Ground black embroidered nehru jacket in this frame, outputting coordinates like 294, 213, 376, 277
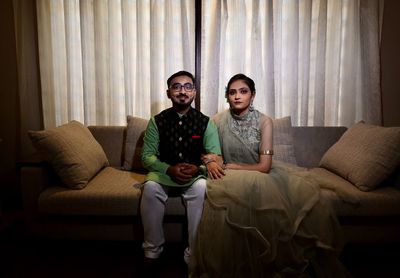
155, 107, 209, 166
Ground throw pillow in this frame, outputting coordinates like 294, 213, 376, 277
319, 122, 400, 191
123, 115, 149, 171
272, 116, 298, 165
28, 121, 109, 189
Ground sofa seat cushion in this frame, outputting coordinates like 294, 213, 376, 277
38, 167, 145, 216
38, 167, 187, 217
310, 168, 400, 217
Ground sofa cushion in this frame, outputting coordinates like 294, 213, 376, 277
310, 167, 400, 217
272, 116, 297, 165
319, 122, 400, 191
29, 121, 109, 189
123, 115, 149, 171
38, 167, 144, 215
38, 167, 185, 216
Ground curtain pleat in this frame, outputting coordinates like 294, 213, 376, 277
360, 0, 384, 125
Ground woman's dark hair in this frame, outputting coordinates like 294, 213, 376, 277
225, 73, 256, 98
167, 71, 195, 88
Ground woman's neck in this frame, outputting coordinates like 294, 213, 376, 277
231, 107, 249, 117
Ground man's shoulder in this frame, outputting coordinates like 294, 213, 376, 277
154, 108, 175, 121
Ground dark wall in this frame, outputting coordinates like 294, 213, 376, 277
381, 0, 400, 126
0, 0, 19, 206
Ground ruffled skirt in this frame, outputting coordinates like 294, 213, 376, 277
191, 163, 349, 278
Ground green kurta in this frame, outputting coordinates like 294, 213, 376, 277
141, 113, 221, 187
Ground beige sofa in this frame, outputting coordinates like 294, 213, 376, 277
21, 117, 400, 244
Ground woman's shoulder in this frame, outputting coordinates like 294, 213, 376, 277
212, 109, 230, 125
256, 111, 273, 126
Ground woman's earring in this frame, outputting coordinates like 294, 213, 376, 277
249, 101, 254, 112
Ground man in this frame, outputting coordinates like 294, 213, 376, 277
140, 71, 224, 267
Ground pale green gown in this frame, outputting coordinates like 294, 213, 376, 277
191, 110, 350, 278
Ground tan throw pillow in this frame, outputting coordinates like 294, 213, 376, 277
123, 115, 149, 172
28, 121, 109, 189
272, 116, 297, 165
319, 122, 400, 191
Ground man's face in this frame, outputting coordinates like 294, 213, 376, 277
167, 75, 196, 109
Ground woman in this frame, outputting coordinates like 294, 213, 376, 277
192, 74, 348, 277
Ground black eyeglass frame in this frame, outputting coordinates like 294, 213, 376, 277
169, 83, 195, 92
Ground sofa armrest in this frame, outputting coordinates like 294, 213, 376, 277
20, 163, 56, 220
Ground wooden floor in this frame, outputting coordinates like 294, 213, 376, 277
1, 215, 399, 278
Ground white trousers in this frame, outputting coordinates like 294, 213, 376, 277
140, 179, 206, 261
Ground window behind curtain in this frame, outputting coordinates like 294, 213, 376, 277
200, 0, 384, 127
36, 0, 383, 128
36, 0, 195, 128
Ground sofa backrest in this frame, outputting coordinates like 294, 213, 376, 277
88, 123, 348, 170
88, 126, 126, 168
292, 126, 347, 168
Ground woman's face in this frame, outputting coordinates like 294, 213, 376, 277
227, 80, 254, 116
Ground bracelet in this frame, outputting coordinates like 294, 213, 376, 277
203, 158, 215, 165
260, 149, 274, 155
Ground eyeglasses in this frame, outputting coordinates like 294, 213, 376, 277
170, 83, 195, 92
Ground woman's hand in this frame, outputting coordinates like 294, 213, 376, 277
206, 161, 225, 179
201, 153, 225, 179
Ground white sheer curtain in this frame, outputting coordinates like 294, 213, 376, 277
36, 0, 195, 128
200, 0, 384, 126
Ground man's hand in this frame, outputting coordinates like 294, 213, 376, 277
167, 163, 198, 184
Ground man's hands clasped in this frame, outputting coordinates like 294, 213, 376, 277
167, 154, 225, 184
167, 163, 199, 184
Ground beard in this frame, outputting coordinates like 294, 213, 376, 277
171, 93, 194, 110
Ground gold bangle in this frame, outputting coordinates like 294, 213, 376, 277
260, 149, 274, 155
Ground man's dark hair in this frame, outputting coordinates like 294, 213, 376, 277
225, 73, 256, 98
167, 71, 195, 88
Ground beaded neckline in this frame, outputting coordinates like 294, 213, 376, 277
228, 109, 260, 144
